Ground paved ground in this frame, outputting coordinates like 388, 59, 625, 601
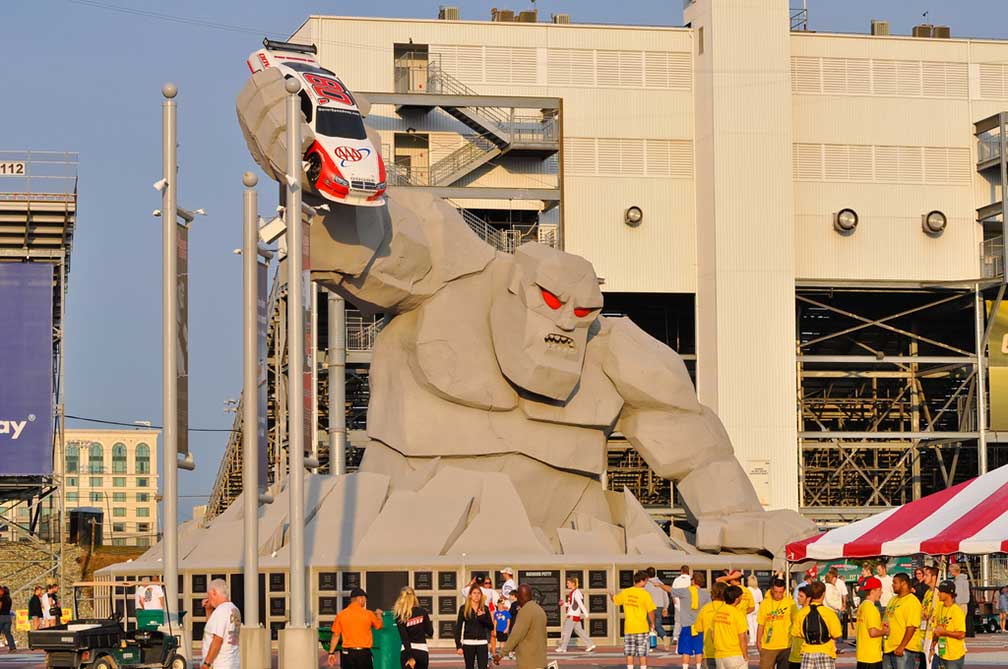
5, 636, 1008, 669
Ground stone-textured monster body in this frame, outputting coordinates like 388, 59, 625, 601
237, 67, 814, 556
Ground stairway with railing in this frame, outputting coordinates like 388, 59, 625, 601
429, 135, 502, 186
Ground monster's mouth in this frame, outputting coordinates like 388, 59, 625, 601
544, 333, 575, 350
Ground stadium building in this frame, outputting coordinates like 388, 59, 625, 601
208, 0, 1008, 535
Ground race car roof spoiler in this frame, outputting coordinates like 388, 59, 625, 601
263, 38, 318, 55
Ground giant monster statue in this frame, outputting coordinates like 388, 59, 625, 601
237, 68, 814, 558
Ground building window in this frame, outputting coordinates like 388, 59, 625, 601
137, 478, 148, 488
113, 508, 126, 518
67, 477, 77, 487
698, 26, 704, 55
137, 493, 149, 502
66, 492, 78, 502
90, 477, 103, 487
137, 507, 150, 518
112, 538, 126, 546
113, 492, 126, 502
90, 492, 103, 502
138, 522, 150, 533
113, 523, 125, 533
113, 477, 125, 487
136, 443, 150, 474
112, 443, 127, 473
88, 442, 104, 473
66, 444, 79, 473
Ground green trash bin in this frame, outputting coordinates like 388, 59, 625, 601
136, 609, 165, 631
371, 610, 401, 669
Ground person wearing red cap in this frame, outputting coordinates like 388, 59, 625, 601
855, 577, 888, 669
794, 568, 818, 605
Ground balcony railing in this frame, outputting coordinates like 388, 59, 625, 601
978, 131, 1003, 164
429, 135, 500, 185
983, 236, 1004, 279
347, 315, 383, 351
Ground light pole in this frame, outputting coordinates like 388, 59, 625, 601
278, 75, 316, 667
328, 288, 346, 475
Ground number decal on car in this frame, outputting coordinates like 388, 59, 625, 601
302, 73, 356, 106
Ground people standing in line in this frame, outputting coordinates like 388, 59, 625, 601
705, 585, 748, 669
876, 565, 895, 610
671, 571, 711, 669
717, 571, 754, 617
202, 579, 241, 669
823, 572, 845, 643
948, 564, 972, 637
0, 585, 15, 653
930, 581, 967, 669
855, 577, 887, 669
28, 586, 43, 630
998, 585, 1008, 633
791, 581, 842, 669
455, 584, 495, 669
882, 573, 922, 669
329, 587, 384, 669
672, 566, 693, 644
496, 584, 547, 669
756, 577, 796, 669
826, 569, 849, 642
794, 568, 818, 605
747, 575, 765, 646
462, 574, 498, 614
911, 569, 928, 603
788, 586, 810, 669
858, 565, 874, 593
499, 568, 517, 599
494, 597, 511, 644
41, 584, 60, 628
394, 586, 433, 669
610, 570, 658, 669
557, 575, 595, 653
697, 581, 727, 669
645, 567, 671, 650
915, 566, 940, 669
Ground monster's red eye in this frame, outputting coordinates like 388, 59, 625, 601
540, 288, 562, 310
573, 307, 593, 318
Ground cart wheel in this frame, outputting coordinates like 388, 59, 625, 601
91, 657, 115, 669
168, 653, 187, 669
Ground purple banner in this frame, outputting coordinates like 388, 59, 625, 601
257, 259, 269, 490
0, 263, 54, 475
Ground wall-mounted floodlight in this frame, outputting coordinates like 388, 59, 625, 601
259, 215, 286, 244
923, 210, 947, 236
625, 206, 643, 227
834, 208, 859, 234
152, 178, 168, 193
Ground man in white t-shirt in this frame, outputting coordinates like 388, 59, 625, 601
670, 566, 692, 643
202, 579, 241, 669
135, 577, 166, 613
500, 568, 517, 598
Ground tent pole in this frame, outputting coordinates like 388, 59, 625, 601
974, 285, 991, 587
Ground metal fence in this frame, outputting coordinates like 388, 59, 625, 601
0, 150, 78, 200
982, 236, 1004, 279
978, 130, 1002, 164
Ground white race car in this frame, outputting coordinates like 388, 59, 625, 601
247, 39, 386, 207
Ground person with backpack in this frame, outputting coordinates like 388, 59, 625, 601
791, 581, 841, 669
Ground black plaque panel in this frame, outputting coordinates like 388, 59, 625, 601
755, 570, 773, 591
618, 570, 634, 589
588, 570, 607, 590
270, 621, 284, 640
269, 573, 285, 592
319, 572, 339, 591
438, 596, 457, 615
418, 595, 434, 612
414, 571, 433, 591
519, 570, 561, 626
192, 622, 205, 642
192, 574, 207, 593
588, 594, 608, 614
438, 620, 455, 639
656, 570, 678, 585
366, 571, 409, 610
343, 572, 361, 591
270, 597, 286, 616
565, 570, 585, 590
319, 596, 339, 615
192, 599, 206, 617
438, 571, 457, 591
589, 618, 608, 637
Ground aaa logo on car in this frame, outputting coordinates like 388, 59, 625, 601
333, 146, 371, 166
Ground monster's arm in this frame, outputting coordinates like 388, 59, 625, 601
237, 67, 494, 313
601, 316, 814, 554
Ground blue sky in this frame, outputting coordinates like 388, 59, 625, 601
3, 0, 1007, 523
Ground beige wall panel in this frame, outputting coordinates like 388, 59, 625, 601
794, 182, 979, 281
793, 97, 972, 147
563, 178, 695, 294
792, 33, 971, 61
459, 161, 559, 189
559, 89, 691, 138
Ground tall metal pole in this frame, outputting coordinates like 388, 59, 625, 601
974, 284, 991, 586
242, 172, 260, 623
160, 82, 182, 656
284, 76, 307, 629
327, 289, 346, 475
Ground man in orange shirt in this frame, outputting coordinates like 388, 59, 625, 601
329, 587, 384, 669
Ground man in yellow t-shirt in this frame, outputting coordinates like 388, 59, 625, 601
791, 581, 841, 669
709, 586, 748, 669
611, 570, 657, 669
696, 582, 727, 669
855, 577, 887, 669
931, 581, 966, 669
756, 577, 796, 669
883, 573, 922, 669
717, 571, 755, 616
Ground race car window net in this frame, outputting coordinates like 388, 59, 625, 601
316, 108, 367, 140
283, 61, 332, 76
300, 92, 313, 123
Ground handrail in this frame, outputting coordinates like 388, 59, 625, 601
982, 236, 1004, 280
429, 135, 500, 185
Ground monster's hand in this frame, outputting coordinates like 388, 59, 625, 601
695, 508, 816, 557
236, 66, 316, 188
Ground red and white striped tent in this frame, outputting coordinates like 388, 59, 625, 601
787, 464, 1008, 560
